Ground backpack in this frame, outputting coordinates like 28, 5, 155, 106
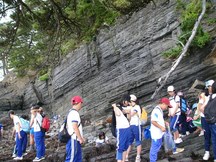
38, 115, 50, 132
204, 94, 216, 124
58, 118, 71, 143
111, 110, 117, 138
179, 97, 189, 113
140, 107, 148, 125
58, 109, 81, 143
19, 117, 30, 133
143, 126, 151, 140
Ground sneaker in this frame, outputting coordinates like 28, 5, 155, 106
186, 131, 190, 135
179, 134, 186, 138
41, 156, 45, 160
12, 154, 16, 158
33, 157, 42, 162
13, 156, 23, 160
199, 130, 204, 136
173, 148, 184, 154
23, 152, 28, 156
203, 151, 210, 160
125, 157, 129, 161
174, 138, 183, 144
135, 156, 141, 162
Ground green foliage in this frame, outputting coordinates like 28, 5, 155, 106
39, 73, 49, 81
162, 46, 183, 59
0, 0, 153, 78
163, 0, 212, 59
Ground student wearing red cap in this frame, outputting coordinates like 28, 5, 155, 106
65, 96, 85, 162
149, 98, 184, 162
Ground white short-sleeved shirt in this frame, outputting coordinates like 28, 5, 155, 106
150, 106, 165, 139
169, 95, 181, 115
13, 115, 23, 132
115, 107, 130, 129
33, 113, 43, 132
67, 109, 83, 140
130, 105, 141, 126
95, 136, 109, 144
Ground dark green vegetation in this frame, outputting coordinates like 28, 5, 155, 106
163, 0, 212, 59
0, 0, 154, 79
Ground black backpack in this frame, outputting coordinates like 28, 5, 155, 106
58, 118, 71, 143
204, 94, 216, 124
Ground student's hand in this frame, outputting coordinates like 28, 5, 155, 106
161, 127, 166, 132
79, 137, 85, 144
112, 104, 116, 108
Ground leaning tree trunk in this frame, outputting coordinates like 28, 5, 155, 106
30, 81, 45, 105
151, 0, 207, 99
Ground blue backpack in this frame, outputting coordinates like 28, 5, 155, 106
20, 117, 30, 133
180, 97, 189, 113
143, 126, 151, 140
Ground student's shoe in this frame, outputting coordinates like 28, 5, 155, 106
199, 130, 204, 136
173, 148, 184, 154
41, 156, 45, 160
135, 157, 141, 162
12, 154, 16, 158
13, 156, 23, 160
179, 134, 186, 138
33, 157, 42, 162
23, 152, 28, 156
186, 131, 190, 135
203, 151, 210, 160
125, 157, 129, 161
174, 138, 183, 144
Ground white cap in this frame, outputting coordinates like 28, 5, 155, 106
130, 94, 137, 102
205, 80, 215, 87
167, 85, 175, 92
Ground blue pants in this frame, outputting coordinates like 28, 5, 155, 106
128, 125, 142, 146
22, 132, 27, 153
170, 115, 180, 132
15, 130, 26, 157
201, 117, 211, 151
149, 138, 163, 162
65, 138, 82, 162
116, 127, 130, 160
34, 131, 45, 158
209, 123, 216, 160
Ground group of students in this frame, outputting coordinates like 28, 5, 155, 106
4, 79, 216, 162
150, 80, 216, 162
8, 105, 46, 161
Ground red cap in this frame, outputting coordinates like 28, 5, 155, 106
71, 96, 83, 105
160, 98, 172, 108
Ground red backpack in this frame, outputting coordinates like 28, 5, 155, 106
41, 116, 50, 132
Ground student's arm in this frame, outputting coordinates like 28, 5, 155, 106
72, 122, 85, 144
112, 104, 121, 116
17, 122, 21, 139
152, 121, 166, 132
30, 114, 35, 127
